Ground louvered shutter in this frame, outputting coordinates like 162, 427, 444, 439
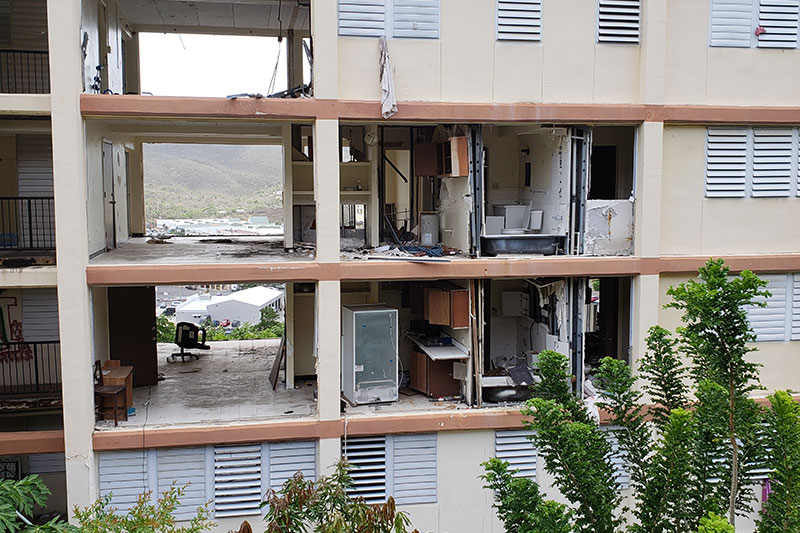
22, 289, 58, 342
393, 434, 437, 504
706, 128, 748, 198
338, 0, 386, 37
16, 134, 54, 248
27, 453, 64, 474
597, 0, 640, 44
792, 273, 800, 340
393, 0, 440, 39
758, 0, 800, 49
10, 0, 47, 50
0, 1, 10, 46
752, 129, 793, 197
342, 436, 387, 504
710, 0, 756, 47
495, 430, 537, 480
603, 429, 630, 489
747, 274, 787, 342
497, 0, 542, 41
157, 448, 206, 521
269, 440, 316, 490
213, 444, 262, 517
99, 451, 150, 513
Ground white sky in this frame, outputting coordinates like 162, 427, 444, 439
139, 33, 297, 97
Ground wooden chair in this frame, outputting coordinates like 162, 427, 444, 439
94, 360, 127, 426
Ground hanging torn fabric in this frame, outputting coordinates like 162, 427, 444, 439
379, 37, 398, 119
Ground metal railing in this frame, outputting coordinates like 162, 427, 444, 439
0, 341, 61, 396
0, 50, 50, 94
0, 197, 55, 250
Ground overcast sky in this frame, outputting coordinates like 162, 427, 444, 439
139, 33, 300, 97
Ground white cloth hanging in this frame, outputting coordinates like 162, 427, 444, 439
379, 37, 398, 119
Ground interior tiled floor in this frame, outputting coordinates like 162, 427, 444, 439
96, 339, 316, 430
344, 388, 470, 418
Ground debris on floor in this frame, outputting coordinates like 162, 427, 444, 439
342, 244, 462, 262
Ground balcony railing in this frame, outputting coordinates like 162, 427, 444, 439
0, 341, 61, 396
0, 50, 50, 94
0, 197, 55, 251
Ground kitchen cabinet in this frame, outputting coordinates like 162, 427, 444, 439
410, 351, 461, 398
414, 136, 469, 178
424, 284, 469, 329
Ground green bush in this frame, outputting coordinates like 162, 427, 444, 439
156, 314, 175, 343
697, 512, 734, 533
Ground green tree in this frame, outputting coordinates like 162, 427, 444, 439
72, 484, 214, 533
156, 314, 175, 343
0, 476, 73, 533
667, 258, 768, 525
480, 458, 571, 533
757, 390, 800, 533
638, 325, 689, 427
262, 460, 417, 533
697, 512, 734, 533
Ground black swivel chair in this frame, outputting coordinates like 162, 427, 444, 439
169, 322, 210, 362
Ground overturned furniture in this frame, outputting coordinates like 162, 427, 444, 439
169, 322, 210, 362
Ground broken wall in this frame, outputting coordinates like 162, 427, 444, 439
583, 199, 634, 256
437, 177, 471, 253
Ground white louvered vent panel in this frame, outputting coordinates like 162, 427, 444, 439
28, 453, 65, 474
157, 448, 206, 521
758, 0, 800, 49
343, 436, 387, 504
597, 0, 640, 44
752, 129, 793, 197
497, 0, 542, 41
213, 444, 262, 518
22, 289, 59, 342
604, 429, 630, 489
269, 441, 316, 491
495, 430, 537, 481
393, 0, 440, 39
706, 128, 748, 198
710, 0, 756, 47
393, 434, 437, 505
792, 274, 800, 340
99, 451, 149, 513
338, 0, 386, 37
747, 274, 787, 342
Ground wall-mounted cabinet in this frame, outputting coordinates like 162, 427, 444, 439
423, 283, 469, 329
414, 137, 469, 178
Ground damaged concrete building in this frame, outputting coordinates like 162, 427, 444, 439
2, 0, 800, 531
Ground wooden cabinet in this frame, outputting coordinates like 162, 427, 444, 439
414, 136, 469, 178
424, 285, 469, 329
410, 351, 461, 398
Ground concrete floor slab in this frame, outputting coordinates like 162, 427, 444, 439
90, 237, 315, 266
96, 339, 316, 430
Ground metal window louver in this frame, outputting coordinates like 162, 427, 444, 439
597, 0, 640, 44
495, 430, 537, 481
706, 128, 748, 198
213, 444, 263, 518
497, 0, 542, 41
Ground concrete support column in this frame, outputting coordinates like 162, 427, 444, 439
287, 30, 304, 89
317, 437, 341, 477
313, 119, 340, 262
630, 274, 661, 373
47, 0, 97, 516
311, 0, 338, 99
634, 122, 664, 258
639, 0, 667, 104
128, 141, 145, 237
367, 125, 380, 247
285, 282, 295, 390
316, 280, 341, 421
282, 124, 294, 249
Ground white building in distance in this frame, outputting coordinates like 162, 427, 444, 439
175, 286, 284, 325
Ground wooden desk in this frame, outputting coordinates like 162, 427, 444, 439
102, 365, 133, 409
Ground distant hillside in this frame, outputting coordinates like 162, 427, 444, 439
143, 143, 285, 225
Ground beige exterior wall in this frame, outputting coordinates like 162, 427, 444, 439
661, 126, 800, 256
337, 0, 640, 104
658, 274, 800, 395
665, 0, 800, 106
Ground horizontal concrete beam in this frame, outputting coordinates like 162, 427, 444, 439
85, 255, 800, 286
81, 94, 800, 125
0, 266, 58, 288
0, 430, 64, 455
0, 94, 51, 116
